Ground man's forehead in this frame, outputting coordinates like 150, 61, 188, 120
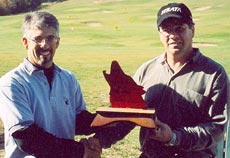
26, 25, 57, 37
159, 18, 184, 28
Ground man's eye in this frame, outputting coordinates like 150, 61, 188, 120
175, 27, 186, 33
47, 36, 54, 40
167, 29, 172, 32
162, 28, 170, 32
34, 37, 43, 43
47, 36, 56, 42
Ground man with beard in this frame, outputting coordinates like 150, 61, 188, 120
0, 12, 101, 158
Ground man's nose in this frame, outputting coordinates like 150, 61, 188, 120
39, 39, 50, 48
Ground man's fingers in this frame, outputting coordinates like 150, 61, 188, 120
88, 137, 102, 153
81, 138, 102, 158
154, 117, 163, 126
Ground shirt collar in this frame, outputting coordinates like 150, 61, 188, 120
189, 48, 201, 64
157, 53, 167, 64
156, 48, 201, 65
23, 58, 39, 75
22, 58, 61, 75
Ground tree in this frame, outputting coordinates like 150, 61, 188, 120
0, 0, 42, 15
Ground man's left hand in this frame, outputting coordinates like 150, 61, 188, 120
149, 118, 173, 143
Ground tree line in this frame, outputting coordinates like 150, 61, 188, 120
0, 0, 64, 16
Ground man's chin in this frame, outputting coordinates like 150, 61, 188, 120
37, 60, 53, 68
168, 48, 181, 54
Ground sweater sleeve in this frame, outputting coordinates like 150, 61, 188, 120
12, 124, 85, 158
94, 121, 136, 148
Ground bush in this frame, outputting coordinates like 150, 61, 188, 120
0, 0, 42, 15
0, 0, 10, 15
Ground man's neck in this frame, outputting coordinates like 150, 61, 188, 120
43, 64, 54, 88
166, 48, 194, 73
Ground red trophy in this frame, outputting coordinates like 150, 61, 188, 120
91, 60, 155, 128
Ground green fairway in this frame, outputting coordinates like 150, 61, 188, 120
0, 0, 229, 157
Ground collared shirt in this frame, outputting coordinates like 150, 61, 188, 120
0, 58, 86, 158
133, 48, 230, 157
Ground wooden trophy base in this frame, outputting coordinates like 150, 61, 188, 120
91, 107, 156, 128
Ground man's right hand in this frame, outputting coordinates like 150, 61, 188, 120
81, 137, 102, 158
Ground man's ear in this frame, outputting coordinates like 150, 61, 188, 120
22, 37, 29, 49
55, 37, 60, 49
191, 25, 195, 38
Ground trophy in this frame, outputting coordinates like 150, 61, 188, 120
91, 60, 155, 128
